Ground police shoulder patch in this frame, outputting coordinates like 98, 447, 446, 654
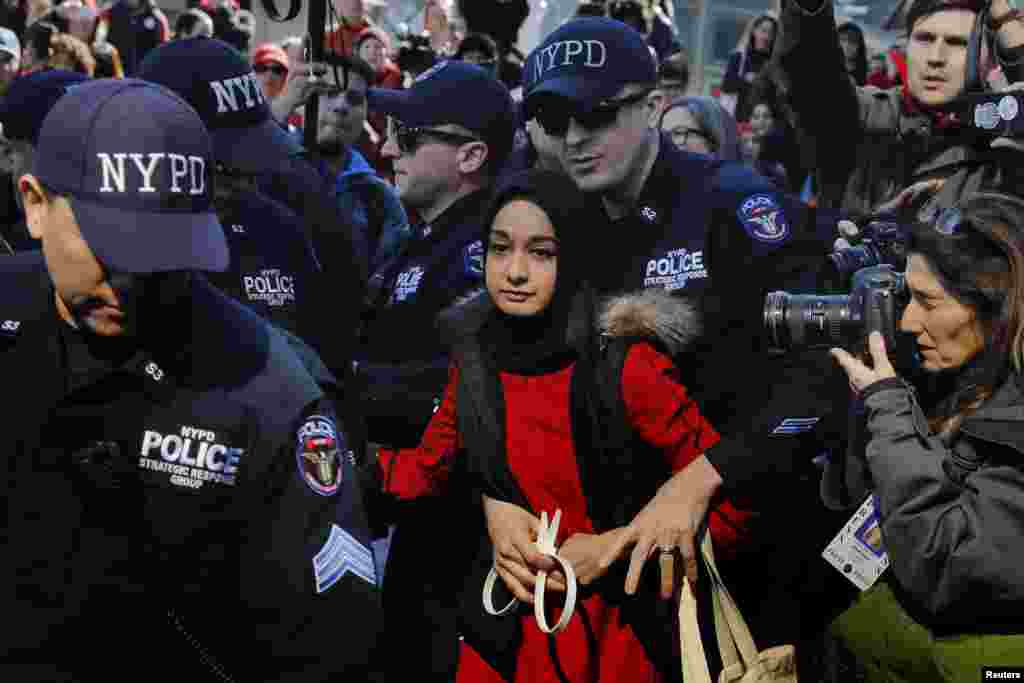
296, 415, 343, 497
464, 240, 484, 277
737, 193, 790, 244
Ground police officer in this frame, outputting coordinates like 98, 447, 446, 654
514, 17, 844, 677
361, 60, 516, 682
0, 79, 381, 681
134, 38, 340, 366
0, 69, 91, 253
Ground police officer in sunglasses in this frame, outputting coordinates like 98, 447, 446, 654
360, 60, 517, 683
514, 17, 845, 679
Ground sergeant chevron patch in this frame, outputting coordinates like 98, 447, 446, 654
314, 524, 376, 593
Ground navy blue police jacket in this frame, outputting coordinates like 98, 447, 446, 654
588, 134, 846, 497
0, 252, 382, 682
203, 188, 352, 378
357, 189, 489, 447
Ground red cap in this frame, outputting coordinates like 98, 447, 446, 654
252, 43, 290, 71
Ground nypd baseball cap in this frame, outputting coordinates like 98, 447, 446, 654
523, 17, 657, 116
136, 37, 301, 173
0, 70, 91, 145
368, 60, 516, 165
32, 79, 228, 274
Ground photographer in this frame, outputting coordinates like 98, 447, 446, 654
830, 193, 1024, 680
773, 0, 1024, 219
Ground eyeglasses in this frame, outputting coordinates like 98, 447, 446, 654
253, 63, 287, 77
534, 90, 652, 138
387, 118, 480, 155
319, 85, 367, 107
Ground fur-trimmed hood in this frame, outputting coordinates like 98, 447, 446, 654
438, 287, 700, 355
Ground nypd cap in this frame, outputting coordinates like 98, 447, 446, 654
32, 79, 228, 274
137, 37, 301, 173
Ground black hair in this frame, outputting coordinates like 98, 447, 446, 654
906, 193, 1024, 432
456, 32, 499, 62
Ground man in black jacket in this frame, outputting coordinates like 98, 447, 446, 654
1, 78, 381, 681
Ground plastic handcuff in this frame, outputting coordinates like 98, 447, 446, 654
482, 509, 578, 634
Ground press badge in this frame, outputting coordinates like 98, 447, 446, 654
822, 494, 889, 591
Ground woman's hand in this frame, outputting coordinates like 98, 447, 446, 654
599, 455, 722, 598
831, 331, 897, 394
482, 495, 562, 604
557, 529, 625, 587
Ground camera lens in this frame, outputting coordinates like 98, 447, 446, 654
764, 292, 862, 351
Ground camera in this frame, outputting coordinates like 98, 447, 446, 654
822, 218, 907, 292
764, 265, 907, 352
395, 31, 437, 78
950, 90, 1024, 139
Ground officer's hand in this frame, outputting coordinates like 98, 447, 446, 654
601, 455, 723, 598
482, 495, 561, 604
830, 331, 897, 394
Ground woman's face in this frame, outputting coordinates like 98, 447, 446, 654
900, 253, 987, 371
752, 20, 775, 52
749, 104, 775, 138
661, 106, 713, 155
358, 36, 386, 71
486, 199, 559, 318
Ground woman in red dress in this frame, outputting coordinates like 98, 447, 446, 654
378, 169, 752, 683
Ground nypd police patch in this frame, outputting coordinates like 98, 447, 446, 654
738, 193, 790, 244
296, 415, 343, 497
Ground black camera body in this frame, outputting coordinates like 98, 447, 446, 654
765, 264, 908, 354
822, 218, 907, 292
395, 31, 437, 78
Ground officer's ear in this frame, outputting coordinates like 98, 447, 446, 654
18, 174, 49, 240
457, 140, 489, 176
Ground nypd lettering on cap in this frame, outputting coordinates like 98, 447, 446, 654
296, 415, 343, 497
210, 73, 267, 114
532, 39, 607, 82
738, 193, 789, 244
98, 152, 206, 196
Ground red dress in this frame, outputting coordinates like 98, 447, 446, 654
380, 343, 750, 683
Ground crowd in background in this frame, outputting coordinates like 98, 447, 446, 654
3, 0, 1024, 682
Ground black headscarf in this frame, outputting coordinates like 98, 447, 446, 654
477, 169, 594, 375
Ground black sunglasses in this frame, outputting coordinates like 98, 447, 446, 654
534, 90, 651, 138
253, 63, 287, 77
388, 119, 480, 155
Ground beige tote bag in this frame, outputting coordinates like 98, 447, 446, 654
678, 532, 798, 683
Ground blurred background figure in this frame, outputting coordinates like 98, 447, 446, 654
94, 0, 168, 75
19, 20, 56, 75
719, 12, 776, 122
0, 27, 19, 94
866, 51, 896, 89
650, 49, 690, 125
173, 7, 213, 38
252, 41, 290, 100
454, 31, 499, 79
356, 27, 401, 89
325, 0, 372, 55
47, 30, 93, 74
837, 21, 869, 86
91, 40, 124, 77
659, 95, 743, 161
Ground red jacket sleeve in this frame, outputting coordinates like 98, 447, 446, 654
621, 342, 720, 470
377, 363, 461, 500
621, 343, 755, 557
